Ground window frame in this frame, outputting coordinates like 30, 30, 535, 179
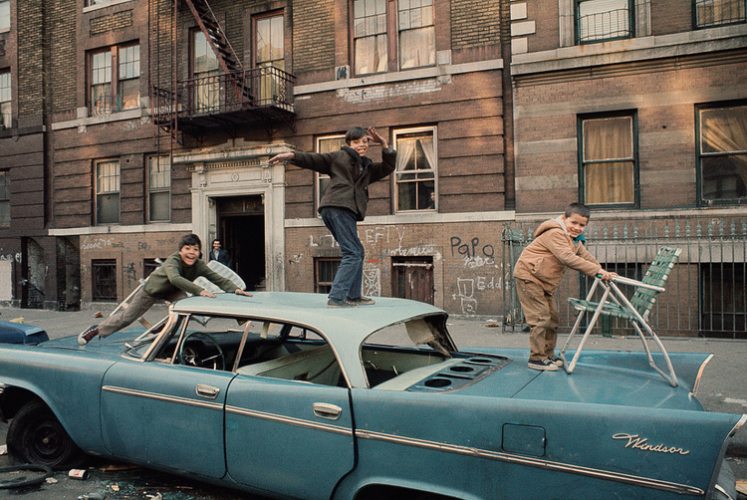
397, 0, 436, 70
350, 0, 436, 76
693, 0, 747, 29
314, 134, 346, 213
314, 257, 341, 294
0, 171, 9, 228
87, 42, 140, 116
0, 69, 11, 129
577, 111, 639, 209
575, 0, 634, 44
92, 259, 117, 301
0, 0, 9, 32
392, 125, 438, 213
695, 100, 747, 207
94, 159, 121, 225
147, 155, 171, 222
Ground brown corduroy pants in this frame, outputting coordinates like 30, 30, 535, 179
515, 279, 559, 362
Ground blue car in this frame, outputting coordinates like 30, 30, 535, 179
0, 320, 49, 345
0, 292, 743, 499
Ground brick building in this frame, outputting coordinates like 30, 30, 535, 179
508, 0, 747, 336
0, 0, 513, 315
0, 0, 744, 327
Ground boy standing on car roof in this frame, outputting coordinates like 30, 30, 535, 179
268, 126, 396, 308
78, 233, 252, 345
513, 202, 617, 372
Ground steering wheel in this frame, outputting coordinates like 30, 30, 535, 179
178, 332, 226, 370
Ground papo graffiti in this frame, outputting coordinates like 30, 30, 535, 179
450, 236, 496, 268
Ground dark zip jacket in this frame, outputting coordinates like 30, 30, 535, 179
291, 146, 397, 221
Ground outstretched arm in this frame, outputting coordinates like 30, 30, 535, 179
367, 127, 389, 150
268, 152, 295, 165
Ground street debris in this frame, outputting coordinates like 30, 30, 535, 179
483, 319, 500, 328
77, 493, 106, 500
69, 468, 90, 480
46, 477, 59, 484
146, 493, 163, 500
0, 444, 7, 455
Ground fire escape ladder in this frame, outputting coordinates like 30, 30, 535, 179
183, 0, 251, 105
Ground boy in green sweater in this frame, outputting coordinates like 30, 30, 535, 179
78, 233, 251, 345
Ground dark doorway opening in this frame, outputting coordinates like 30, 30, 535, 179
215, 196, 266, 291
392, 256, 434, 304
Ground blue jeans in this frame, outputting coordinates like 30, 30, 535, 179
320, 207, 363, 301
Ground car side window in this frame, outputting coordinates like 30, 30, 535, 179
235, 321, 343, 387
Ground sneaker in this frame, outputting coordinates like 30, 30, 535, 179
549, 355, 564, 367
347, 296, 375, 306
78, 325, 99, 345
327, 298, 356, 308
528, 359, 559, 371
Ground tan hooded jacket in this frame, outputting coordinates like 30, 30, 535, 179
513, 217, 601, 294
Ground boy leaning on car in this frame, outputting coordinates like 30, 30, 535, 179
78, 233, 252, 345
513, 202, 617, 372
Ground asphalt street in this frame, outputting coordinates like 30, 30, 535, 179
1, 303, 746, 498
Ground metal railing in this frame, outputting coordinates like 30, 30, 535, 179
577, 7, 632, 43
694, 0, 747, 28
152, 66, 295, 121
502, 218, 747, 339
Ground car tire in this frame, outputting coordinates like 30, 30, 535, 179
6, 400, 86, 469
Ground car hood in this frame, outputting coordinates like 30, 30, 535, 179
455, 348, 711, 411
38, 330, 143, 358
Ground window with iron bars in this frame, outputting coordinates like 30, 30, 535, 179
92, 259, 117, 301
694, 0, 746, 28
315, 258, 341, 294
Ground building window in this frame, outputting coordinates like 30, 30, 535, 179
694, 0, 746, 28
191, 30, 220, 113
576, 0, 633, 43
92, 259, 117, 301
0, 0, 9, 31
579, 113, 637, 207
700, 263, 746, 339
89, 44, 140, 115
352, 0, 435, 75
0, 171, 9, 228
315, 135, 346, 212
393, 126, 437, 212
353, 0, 388, 75
254, 12, 286, 105
95, 160, 120, 224
398, 0, 435, 69
144, 258, 160, 279
697, 103, 747, 205
0, 70, 10, 129
148, 155, 171, 222
315, 258, 340, 294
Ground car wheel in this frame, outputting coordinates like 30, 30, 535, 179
6, 400, 85, 469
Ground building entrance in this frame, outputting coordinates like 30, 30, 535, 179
215, 196, 266, 291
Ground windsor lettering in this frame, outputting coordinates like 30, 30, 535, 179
612, 433, 690, 455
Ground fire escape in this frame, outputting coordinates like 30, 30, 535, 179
151, 0, 295, 142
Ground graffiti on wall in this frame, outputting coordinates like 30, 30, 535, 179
362, 268, 381, 297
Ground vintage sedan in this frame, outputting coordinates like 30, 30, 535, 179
0, 320, 49, 345
0, 292, 743, 499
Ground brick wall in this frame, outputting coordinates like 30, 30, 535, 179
651, 0, 693, 36
451, 0, 501, 49
293, 0, 335, 74
48, 0, 77, 114
16, 1, 43, 120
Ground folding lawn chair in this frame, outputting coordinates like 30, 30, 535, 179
558, 246, 682, 387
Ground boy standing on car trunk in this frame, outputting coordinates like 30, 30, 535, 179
513, 203, 617, 371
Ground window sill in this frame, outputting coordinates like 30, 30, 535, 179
51, 106, 143, 131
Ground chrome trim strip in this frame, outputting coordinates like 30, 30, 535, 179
355, 429, 704, 496
732, 414, 747, 435
102, 385, 223, 411
225, 405, 352, 437
713, 484, 734, 500
692, 353, 714, 395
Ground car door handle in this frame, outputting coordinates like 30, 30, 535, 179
195, 384, 220, 399
313, 402, 342, 420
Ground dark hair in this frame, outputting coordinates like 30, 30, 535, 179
565, 202, 591, 219
179, 233, 202, 250
212, 238, 221, 245
344, 126, 367, 145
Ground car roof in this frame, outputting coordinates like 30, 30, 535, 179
171, 292, 447, 342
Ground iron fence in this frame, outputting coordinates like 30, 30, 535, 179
502, 218, 747, 339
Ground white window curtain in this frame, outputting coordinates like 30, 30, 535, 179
582, 116, 635, 205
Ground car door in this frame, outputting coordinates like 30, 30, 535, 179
225, 346, 354, 499
100, 361, 234, 479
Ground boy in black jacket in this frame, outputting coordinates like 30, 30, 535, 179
269, 127, 396, 307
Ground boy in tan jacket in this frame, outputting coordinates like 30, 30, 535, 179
513, 203, 617, 371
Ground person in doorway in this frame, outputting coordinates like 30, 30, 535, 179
513, 202, 617, 371
268, 126, 396, 307
209, 238, 233, 269
78, 233, 252, 345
